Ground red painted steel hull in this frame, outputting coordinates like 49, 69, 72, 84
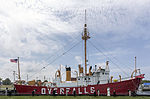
14, 74, 144, 95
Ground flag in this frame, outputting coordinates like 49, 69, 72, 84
10, 59, 18, 63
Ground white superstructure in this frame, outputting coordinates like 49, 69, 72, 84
46, 61, 110, 87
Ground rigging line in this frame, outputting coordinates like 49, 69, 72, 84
44, 40, 82, 69
31, 33, 82, 71
87, 11, 133, 70
90, 38, 133, 71
88, 40, 129, 77
89, 11, 134, 70
44, 34, 81, 62
45, 41, 81, 68
29, 40, 82, 79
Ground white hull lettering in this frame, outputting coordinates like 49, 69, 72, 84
60, 88, 64, 94
84, 87, 88, 94
78, 88, 82, 94
90, 87, 95, 93
66, 88, 70, 95
54, 88, 58, 94
41, 88, 46, 94
44, 87, 95, 95
47, 88, 52, 94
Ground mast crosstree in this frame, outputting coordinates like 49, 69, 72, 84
82, 10, 90, 75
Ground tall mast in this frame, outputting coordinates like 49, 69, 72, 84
82, 10, 90, 75
18, 57, 21, 81
135, 56, 136, 76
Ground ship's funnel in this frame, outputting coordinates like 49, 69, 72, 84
66, 67, 71, 81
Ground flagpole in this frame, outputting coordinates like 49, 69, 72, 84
18, 57, 21, 81
13, 71, 16, 82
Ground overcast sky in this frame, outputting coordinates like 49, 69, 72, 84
0, 0, 150, 82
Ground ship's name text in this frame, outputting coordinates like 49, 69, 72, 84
41, 87, 95, 94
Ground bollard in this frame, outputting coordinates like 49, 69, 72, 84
107, 87, 110, 96
129, 90, 131, 96
5, 88, 8, 96
97, 90, 100, 96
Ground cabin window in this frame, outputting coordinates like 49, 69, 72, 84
85, 78, 86, 80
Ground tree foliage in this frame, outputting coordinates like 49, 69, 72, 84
44, 80, 48, 82
0, 78, 2, 85
142, 80, 150, 83
2, 78, 12, 85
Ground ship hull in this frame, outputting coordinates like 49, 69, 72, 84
14, 74, 144, 96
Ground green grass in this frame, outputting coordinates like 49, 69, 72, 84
0, 96, 150, 99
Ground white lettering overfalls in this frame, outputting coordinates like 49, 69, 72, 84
84, 87, 88, 94
60, 88, 64, 94
90, 87, 95, 93
41, 88, 46, 94
47, 88, 52, 94
78, 88, 82, 94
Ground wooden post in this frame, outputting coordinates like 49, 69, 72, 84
107, 87, 110, 96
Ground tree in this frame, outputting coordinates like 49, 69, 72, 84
142, 80, 150, 84
2, 78, 12, 85
44, 80, 48, 82
0, 78, 2, 85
